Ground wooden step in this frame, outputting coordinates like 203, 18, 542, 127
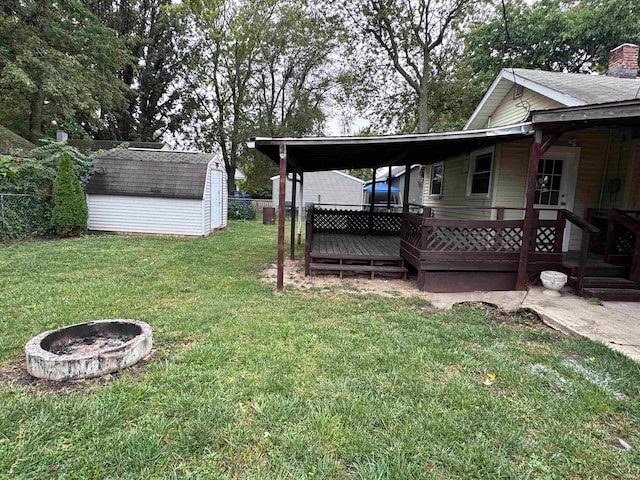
579, 277, 637, 289
582, 288, 640, 302
309, 262, 408, 279
563, 264, 627, 278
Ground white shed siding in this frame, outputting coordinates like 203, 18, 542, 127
87, 195, 204, 236
203, 167, 211, 233
221, 171, 228, 227
272, 171, 363, 209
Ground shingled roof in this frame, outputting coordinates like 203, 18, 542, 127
466, 68, 640, 129
86, 149, 216, 199
512, 68, 640, 105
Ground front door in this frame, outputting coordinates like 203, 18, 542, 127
534, 147, 580, 252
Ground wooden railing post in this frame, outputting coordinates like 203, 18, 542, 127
304, 205, 314, 276
577, 229, 591, 296
553, 210, 565, 253
496, 207, 505, 220
603, 211, 616, 263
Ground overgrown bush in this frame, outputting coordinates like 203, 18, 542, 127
51, 153, 88, 236
228, 199, 256, 220
0, 194, 53, 239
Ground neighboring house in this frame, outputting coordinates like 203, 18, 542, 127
86, 149, 227, 236
271, 170, 364, 210
0, 125, 36, 155
365, 165, 423, 206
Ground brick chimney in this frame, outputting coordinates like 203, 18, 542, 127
608, 43, 639, 78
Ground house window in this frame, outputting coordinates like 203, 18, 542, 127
429, 162, 443, 197
534, 158, 563, 206
467, 148, 494, 197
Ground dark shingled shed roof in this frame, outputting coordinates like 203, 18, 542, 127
86, 149, 216, 199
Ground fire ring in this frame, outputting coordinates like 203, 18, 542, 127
25, 319, 153, 381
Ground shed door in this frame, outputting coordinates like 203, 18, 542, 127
211, 170, 223, 229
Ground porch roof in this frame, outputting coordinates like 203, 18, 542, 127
253, 123, 533, 173
530, 99, 640, 129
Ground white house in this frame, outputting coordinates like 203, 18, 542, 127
86, 148, 227, 236
271, 170, 364, 210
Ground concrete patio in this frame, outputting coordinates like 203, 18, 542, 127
426, 287, 640, 363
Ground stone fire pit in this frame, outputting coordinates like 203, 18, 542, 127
25, 319, 152, 381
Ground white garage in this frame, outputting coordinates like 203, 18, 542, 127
86, 149, 227, 236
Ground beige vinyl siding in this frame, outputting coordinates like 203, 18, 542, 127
488, 86, 564, 128
491, 139, 530, 219
421, 151, 497, 219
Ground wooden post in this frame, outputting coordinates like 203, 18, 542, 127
603, 211, 615, 262
277, 145, 287, 292
496, 207, 505, 220
298, 172, 304, 245
402, 163, 411, 213
304, 205, 314, 276
290, 171, 297, 260
368, 168, 376, 234
387, 165, 392, 211
517, 130, 542, 290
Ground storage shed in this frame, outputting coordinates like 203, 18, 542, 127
86, 149, 227, 236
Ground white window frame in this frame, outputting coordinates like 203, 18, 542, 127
467, 146, 495, 199
428, 162, 444, 199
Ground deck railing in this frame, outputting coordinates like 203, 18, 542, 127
400, 206, 567, 288
560, 209, 599, 295
604, 209, 640, 286
304, 206, 403, 274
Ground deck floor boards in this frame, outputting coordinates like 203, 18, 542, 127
312, 234, 401, 257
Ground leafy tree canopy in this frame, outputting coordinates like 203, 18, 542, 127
0, 1, 129, 141
465, 0, 640, 89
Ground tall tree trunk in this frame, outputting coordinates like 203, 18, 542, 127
28, 80, 44, 142
418, 49, 430, 133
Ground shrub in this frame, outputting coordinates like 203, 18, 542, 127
228, 199, 256, 220
51, 153, 88, 236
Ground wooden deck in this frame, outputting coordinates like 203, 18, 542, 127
312, 233, 401, 257
308, 234, 407, 279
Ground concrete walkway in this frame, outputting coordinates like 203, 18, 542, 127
426, 287, 640, 363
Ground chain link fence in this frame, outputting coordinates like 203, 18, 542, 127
0, 193, 53, 240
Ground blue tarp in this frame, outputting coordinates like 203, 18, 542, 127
363, 182, 400, 193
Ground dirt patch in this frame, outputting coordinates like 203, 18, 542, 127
454, 301, 562, 337
261, 259, 429, 298
0, 349, 156, 394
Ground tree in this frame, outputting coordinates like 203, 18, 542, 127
0, 1, 128, 141
331, 0, 483, 133
182, 0, 339, 193
465, 0, 640, 89
85, 0, 190, 141
51, 152, 88, 236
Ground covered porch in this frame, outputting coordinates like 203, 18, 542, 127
253, 100, 640, 299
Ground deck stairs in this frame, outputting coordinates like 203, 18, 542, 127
309, 253, 408, 279
563, 254, 640, 301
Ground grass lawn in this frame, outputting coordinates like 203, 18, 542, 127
2, 221, 640, 479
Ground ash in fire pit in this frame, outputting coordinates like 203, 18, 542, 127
51, 334, 131, 356
26, 320, 152, 381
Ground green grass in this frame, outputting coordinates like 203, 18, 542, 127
2, 221, 640, 478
